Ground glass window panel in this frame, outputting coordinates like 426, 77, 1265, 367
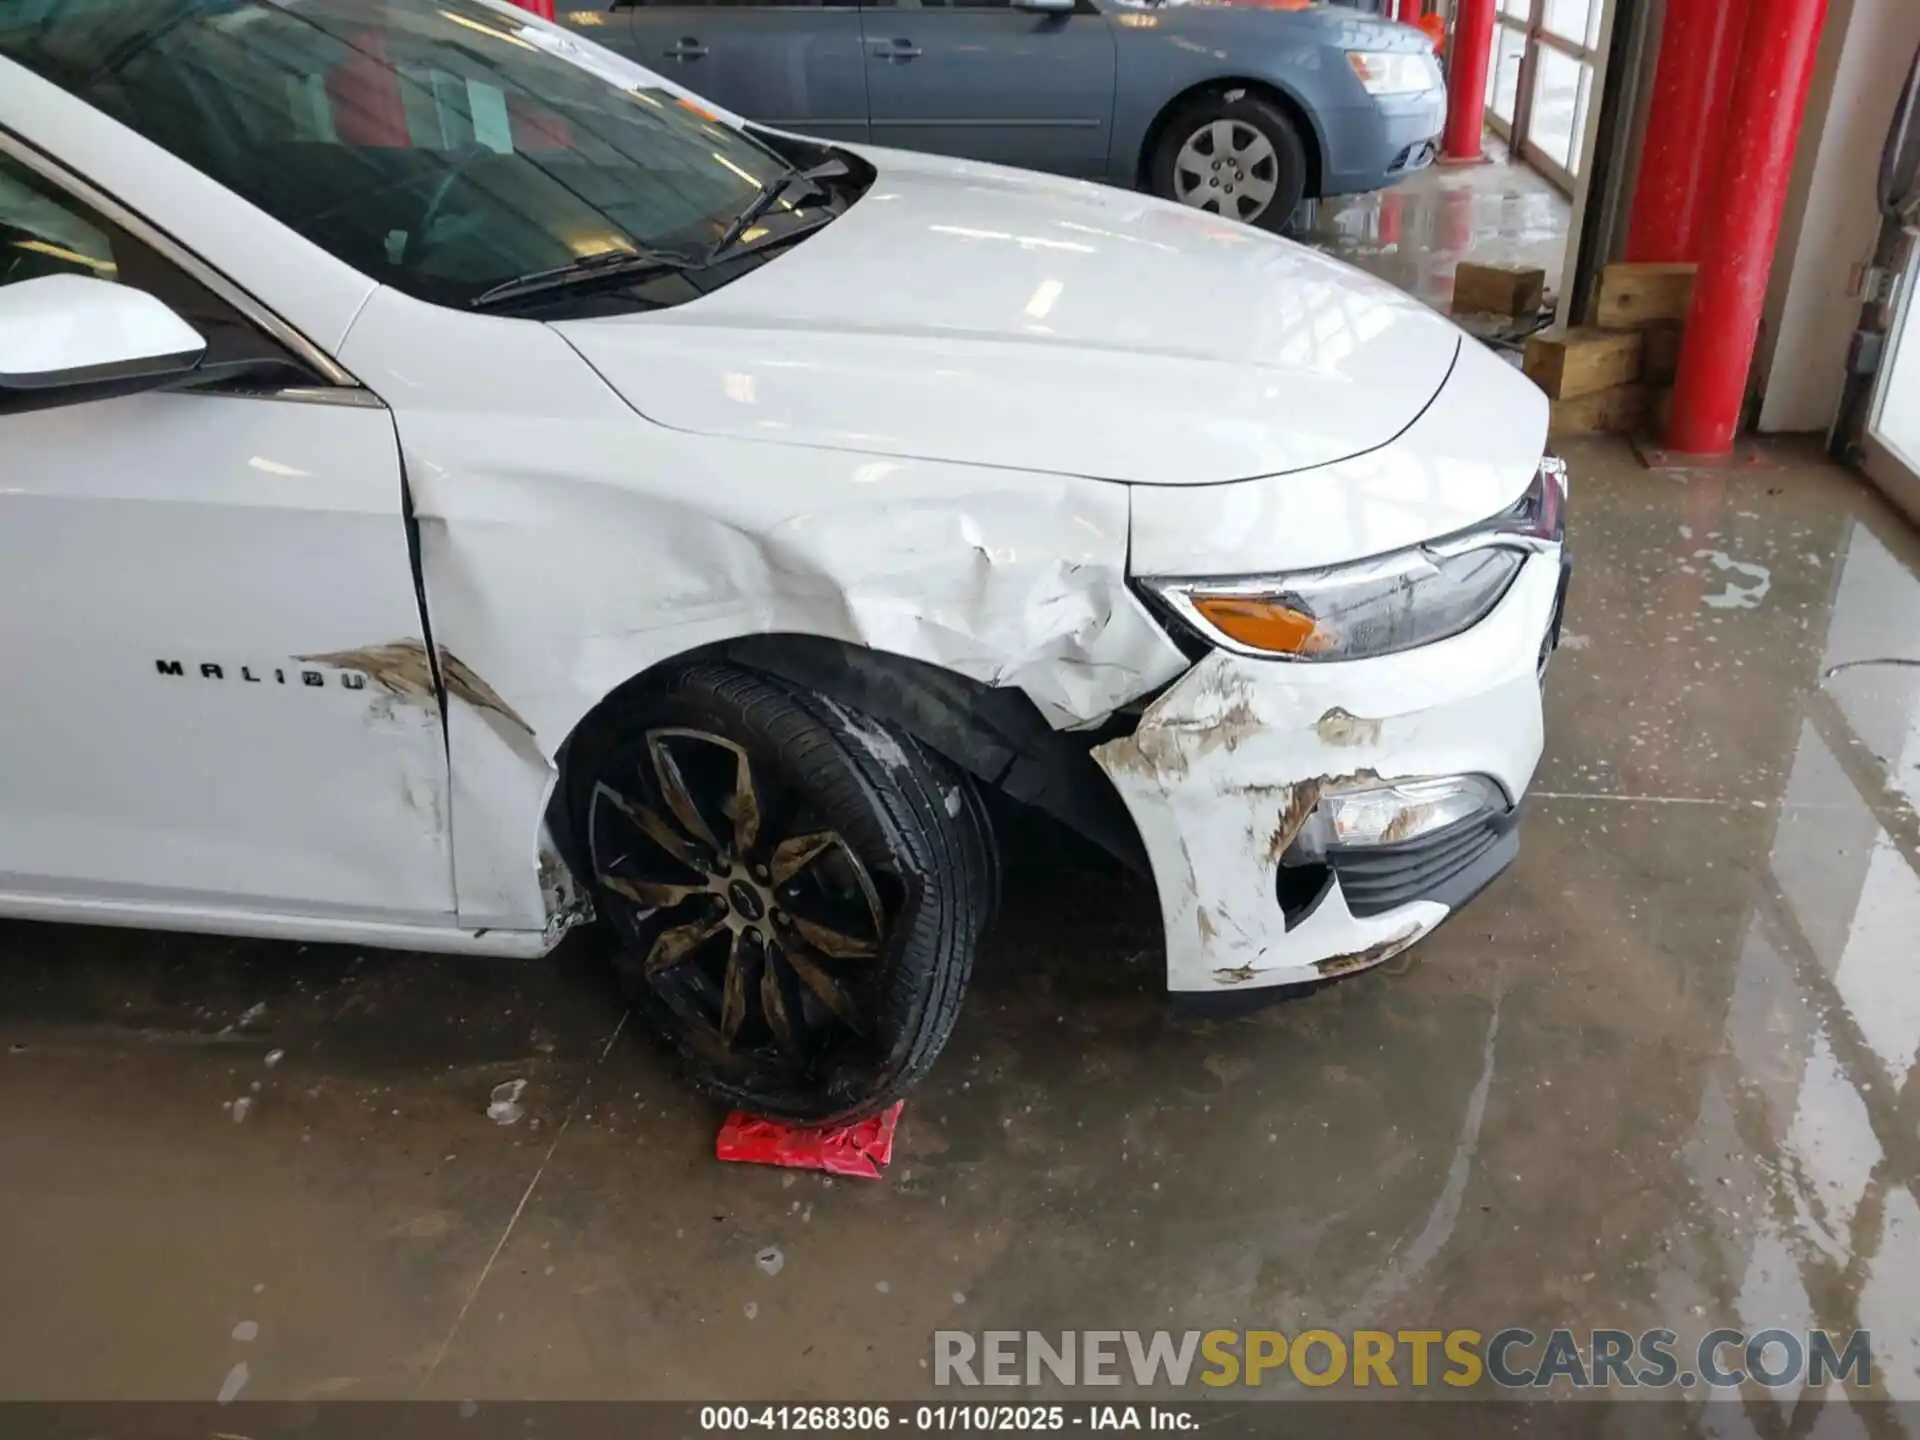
1, 0, 803, 310
1566, 65, 1593, 177
1542, 0, 1595, 44
1488, 23, 1525, 123
1529, 44, 1583, 169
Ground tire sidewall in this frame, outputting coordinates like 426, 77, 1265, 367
571, 666, 974, 1123
1151, 93, 1309, 234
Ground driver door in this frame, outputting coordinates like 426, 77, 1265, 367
0, 139, 457, 925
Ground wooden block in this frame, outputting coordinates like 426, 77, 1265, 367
1452, 262, 1547, 318
1549, 383, 1652, 436
1524, 327, 1645, 400
1642, 324, 1685, 385
1596, 263, 1696, 328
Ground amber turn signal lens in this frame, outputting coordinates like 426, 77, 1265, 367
1189, 596, 1328, 654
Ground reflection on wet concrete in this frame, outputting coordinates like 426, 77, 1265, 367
1301, 144, 1571, 312
2, 440, 1919, 1427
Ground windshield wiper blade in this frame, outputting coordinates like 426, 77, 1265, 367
705, 158, 849, 264
469, 246, 696, 309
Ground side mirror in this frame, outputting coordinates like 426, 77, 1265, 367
0, 273, 206, 396
1011, 0, 1077, 13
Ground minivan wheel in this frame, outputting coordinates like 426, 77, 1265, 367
1150, 93, 1309, 232
575, 664, 993, 1124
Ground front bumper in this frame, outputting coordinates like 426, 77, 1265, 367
1092, 546, 1563, 992
1318, 88, 1448, 197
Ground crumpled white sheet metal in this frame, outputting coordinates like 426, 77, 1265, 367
339, 288, 1189, 931
1095, 553, 1559, 991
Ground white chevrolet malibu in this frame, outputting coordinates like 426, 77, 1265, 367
0, 0, 1566, 1121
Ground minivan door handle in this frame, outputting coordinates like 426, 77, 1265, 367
868, 38, 923, 60
664, 38, 709, 59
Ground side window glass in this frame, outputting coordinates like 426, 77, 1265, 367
0, 157, 116, 286
0, 153, 303, 376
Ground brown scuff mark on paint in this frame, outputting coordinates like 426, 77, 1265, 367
1212, 962, 1258, 985
1263, 781, 1324, 867
1094, 667, 1262, 783
1378, 807, 1426, 844
440, 653, 534, 738
1314, 706, 1383, 747
1314, 925, 1425, 978
298, 642, 436, 706
538, 841, 592, 940
298, 640, 535, 741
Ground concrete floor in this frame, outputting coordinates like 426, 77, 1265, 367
4, 436, 1919, 1414
1303, 144, 1572, 312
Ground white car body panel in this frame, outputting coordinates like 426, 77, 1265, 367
556, 146, 1462, 486
0, 273, 206, 380
0, 891, 550, 958
1129, 338, 1549, 575
1095, 555, 1556, 990
0, 389, 457, 920
336, 286, 1189, 928
0, 10, 1559, 993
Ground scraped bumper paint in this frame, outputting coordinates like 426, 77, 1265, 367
1094, 550, 1561, 992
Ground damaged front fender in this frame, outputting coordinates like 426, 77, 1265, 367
334, 290, 1191, 934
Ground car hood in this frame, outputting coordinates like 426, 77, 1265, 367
554, 148, 1464, 486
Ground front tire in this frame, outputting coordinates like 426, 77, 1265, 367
1149, 92, 1309, 233
573, 664, 992, 1123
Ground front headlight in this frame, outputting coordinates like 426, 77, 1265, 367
1142, 459, 1564, 662
1151, 546, 1524, 661
1346, 50, 1441, 95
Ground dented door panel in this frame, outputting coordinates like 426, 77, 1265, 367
337, 287, 1188, 933
0, 391, 457, 921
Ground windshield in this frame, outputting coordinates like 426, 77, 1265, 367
1, 0, 844, 309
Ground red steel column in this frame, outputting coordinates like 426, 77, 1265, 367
1626, 1, 1745, 261
1395, 0, 1423, 24
1666, 0, 1833, 455
1443, 0, 1499, 162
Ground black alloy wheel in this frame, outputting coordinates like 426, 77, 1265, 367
578, 665, 994, 1122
